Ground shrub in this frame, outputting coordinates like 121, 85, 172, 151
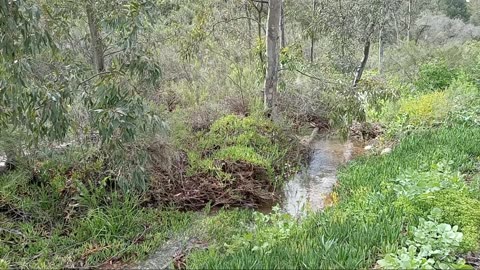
415, 61, 457, 92
446, 76, 480, 126
398, 91, 449, 126
390, 162, 480, 252
186, 114, 293, 184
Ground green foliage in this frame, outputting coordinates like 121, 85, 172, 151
391, 162, 466, 199
439, 0, 471, 22
446, 76, 480, 126
398, 91, 449, 126
415, 61, 457, 92
357, 71, 401, 115
413, 190, 480, 251
199, 209, 254, 246
374, 54, 480, 138
187, 125, 480, 269
182, 114, 292, 185
224, 206, 296, 255
213, 146, 270, 171
377, 211, 468, 270
0, 168, 194, 268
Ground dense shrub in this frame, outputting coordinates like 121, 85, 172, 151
414, 190, 480, 251
397, 91, 449, 126
377, 211, 467, 269
415, 61, 457, 92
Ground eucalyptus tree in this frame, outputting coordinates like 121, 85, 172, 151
469, 0, 480, 25
439, 0, 470, 21
264, 0, 282, 119
1, 0, 163, 190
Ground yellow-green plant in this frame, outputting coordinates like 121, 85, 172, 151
398, 91, 449, 125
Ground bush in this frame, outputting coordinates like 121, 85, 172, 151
446, 76, 480, 126
415, 60, 458, 92
414, 190, 480, 251
398, 91, 449, 126
390, 162, 480, 252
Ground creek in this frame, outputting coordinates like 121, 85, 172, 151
281, 138, 364, 216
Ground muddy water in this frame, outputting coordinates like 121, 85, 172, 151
282, 139, 364, 217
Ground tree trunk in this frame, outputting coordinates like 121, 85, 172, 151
280, 2, 286, 49
86, 2, 105, 72
378, 2, 386, 74
407, 0, 412, 42
264, 0, 282, 119
257, 3, 264, 65
245, 0, 253, 61
353, 39, 371, 87
378, 27, 384, 74
392, 10, 400, 43
309, 0, 317, 63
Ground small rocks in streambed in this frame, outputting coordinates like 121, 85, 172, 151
364, 145, 373, 151
0, 155, 7, 174
380, 148, 392, 155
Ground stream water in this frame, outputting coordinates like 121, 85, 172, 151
281, 138, 364, 217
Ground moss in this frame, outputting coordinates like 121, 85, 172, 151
184, 114, 290, 185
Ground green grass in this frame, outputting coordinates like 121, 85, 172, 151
186, 125, 480, 269
0, 163, 195, 269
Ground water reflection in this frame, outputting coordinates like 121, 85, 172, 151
282, 139, 363, 217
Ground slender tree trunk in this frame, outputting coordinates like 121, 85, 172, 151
86, 2, 105, 72
309, 0, 317, 63
280, 2, 286, 49
245, 0, 253, 61
353, 39, 371, 87
378, 27, 384, 74
257, 3, 264, 65
392, 10, 400, 43
264, 0, 282, 119
407, 0, 412, 42
378, 2, 386, 74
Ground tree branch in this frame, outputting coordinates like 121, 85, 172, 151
78, 71, 113, 86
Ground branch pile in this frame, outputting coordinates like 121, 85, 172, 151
146, 154, 276, 210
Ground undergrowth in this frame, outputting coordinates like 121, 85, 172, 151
0, 150, 195, 268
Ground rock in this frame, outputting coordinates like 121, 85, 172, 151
0, 155, 6, 174
364, 145, 373, 151
381, 148, 392, 155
